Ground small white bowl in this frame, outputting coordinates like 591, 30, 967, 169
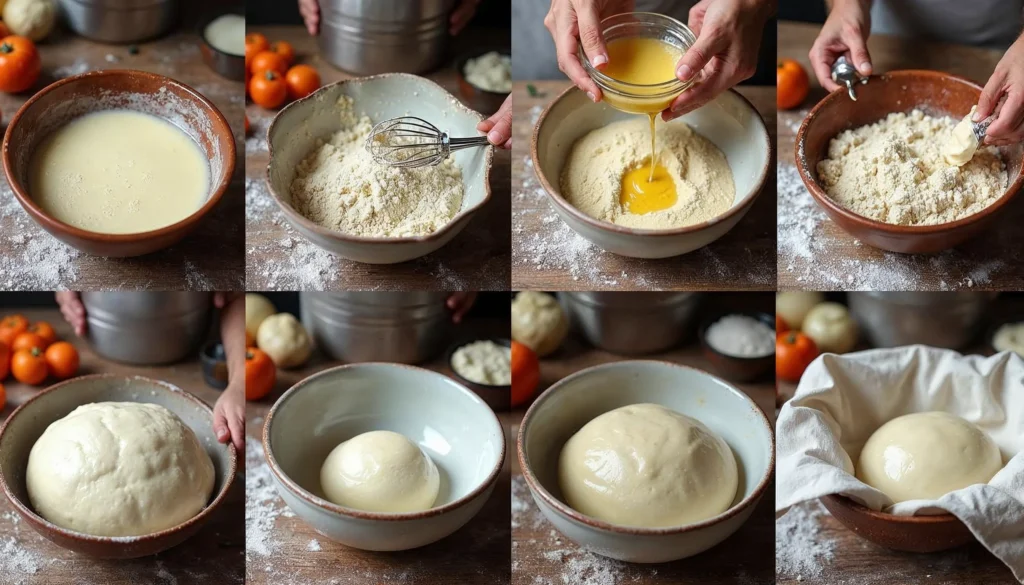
517, 360, 773, 562
265, 73, 494, 264
262, 363, 505, 551
531, 87, 770, 258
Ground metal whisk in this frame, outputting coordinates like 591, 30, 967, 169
366, 116, 491, 169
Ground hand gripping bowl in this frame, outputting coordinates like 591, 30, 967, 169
0, 375, 237, 558
796, 70, 1024, 254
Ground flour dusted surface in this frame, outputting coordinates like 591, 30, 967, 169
817, 109, 1006, 226
560, 117, 735, 229
290, 96, 464, 237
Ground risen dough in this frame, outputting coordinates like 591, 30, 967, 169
26, 402, 215, 537
510, 291, 568, 357
558, 403, 738, 527
320, 430, 440, 512
857, 412, 1003, 503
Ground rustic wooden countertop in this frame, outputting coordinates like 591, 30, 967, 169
511, 293, 776, 584
244, 26, 511, 292
0, 30, 245, 291
510, 80, 777, 291
777, 20, 1024, 292
0, 308, 244, 585
245, 315, 511, 585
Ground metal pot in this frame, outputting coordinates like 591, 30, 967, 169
82, 292, 212, 365
318, 0, 453, 74
560, 292, 701, 355
848, 292, 996, 349
58, 0, 178, 44
300, 292, 452, 364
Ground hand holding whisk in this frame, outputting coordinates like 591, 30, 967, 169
366, 117, 491, 169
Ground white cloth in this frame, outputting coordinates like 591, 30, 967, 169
776, 346, 1024, 581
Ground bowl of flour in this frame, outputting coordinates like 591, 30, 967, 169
264, 73, 494, 264
796, 70, 1024, 254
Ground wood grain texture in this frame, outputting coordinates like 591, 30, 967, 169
0, 29, 245, 291
510, 81, 777, 292
244, 26, 511, 292
777, 21, 1024, 292
0, 309, 244, 585
245, 316, 511, 585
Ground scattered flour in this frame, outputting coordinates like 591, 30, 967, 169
0, 181, 81, 289
775, 500, 837, 581
245, 114, 271, 155
52, 58, 93, 78
306, 539, 321, 552
245, 436, 292, 559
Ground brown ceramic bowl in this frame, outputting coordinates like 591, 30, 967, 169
820, 494, 973, 553
0, 374, 237, 558
796, 70, 1024, 254
2, 69, 236, 257
698, 311, 775, 383
455, 49, 510, 116
445, 337, 511, 412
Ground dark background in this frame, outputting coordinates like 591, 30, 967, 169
780, 1, 827, 24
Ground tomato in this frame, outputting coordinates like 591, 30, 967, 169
27, 321, 56, 346
11, 347, 47, 385
44, 341, 79, 380
245, 33, 269, 70
0, 383, 5, 410
249, 70, 287, 109
271, 41, 295, 67
285, 64, 320, 101
0, 36, 40, 94
0, 314, 28, 346
251, 50, 287, 76
776, 331, 819, 383
0, 341, 8, 380
245, 348, 276, 401
777, 58, 810, 110
775, 314, 789, 334
11, 332, 47, 353
511, 341, 539, 408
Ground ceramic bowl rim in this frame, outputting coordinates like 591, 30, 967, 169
517, 359, 775, 535
1, 69, 236, 245
530, 85, 772, 238
262, 362, 506, 522
0, 373, 238, 544
822, 494, 959, 524
698, 310, 776, 363
795, 69, 1024, 235
264, 72, 495, 245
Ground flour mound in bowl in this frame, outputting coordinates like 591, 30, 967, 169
559, 117, 735, 230
290, 96, 464, 238
816, 109, 1007, 226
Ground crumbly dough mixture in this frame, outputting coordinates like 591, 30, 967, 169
817, 109, 1007, 226
451, 340, 511, 385
560, 118, 735, 230
290, 96, 464, 237
464, 51, 511, 93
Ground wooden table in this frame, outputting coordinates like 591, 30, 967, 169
244, 26, 512, 292
0, 309, 244, 585
0, 29, 246, 291
511, 293, 776, 584
777, 21, 1024, 292
245, 316, 511, 585
510, 80, 777, 291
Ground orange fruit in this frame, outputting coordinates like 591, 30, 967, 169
27, 321, 56, 346
270, 40, 295, 67
12, 331, 47, 353
245, 348, 276, 401
0, 314, 28, 346
44, 341, 79, 380
0, 340, 8, 380
0, 382, 5, 410
249, 70, 287, 109
511, 341, 540, 408
245, 33, 269, 69
0, 36, 40, 94
251, 50, 288, 76
777, 58, 810, 110
11, 347, 47, 385
285, 64, 320, 101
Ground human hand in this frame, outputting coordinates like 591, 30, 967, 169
975, 34, 1024, 146
298, 0, 320, 36
544, 0, 635, 102
447, 292, 478, 324
450, 0, 480, 35
213, 381, 245, 454
663, 0, 773, 121
809, 0, 872, 91
478, 95, 512, 148
55, 291, 86, 336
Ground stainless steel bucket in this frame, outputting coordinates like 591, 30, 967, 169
560, 292, 702, 355
58, 0, 178, 44
83, 292, 212, 365
848, 292, 996, 349
318, 0, 454, 74
300, 292, 452, 364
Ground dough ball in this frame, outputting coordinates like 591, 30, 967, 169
257, 313, 311, 368
857, 412, 1003, 503
3, 0, 57, 42
511, 291, 567, 357
320, 430, 440, 513
26, 402, 215, 537
246, 293, 276, 339
558, 403, 738, 527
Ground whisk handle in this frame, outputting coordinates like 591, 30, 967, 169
448, 136, 493, 151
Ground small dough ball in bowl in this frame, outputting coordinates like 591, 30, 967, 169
857, 412, 1003, 503
26, 402, 215, 537
511, 291, 568, 357
558, 403, 738, 527
320, 430, 440, 513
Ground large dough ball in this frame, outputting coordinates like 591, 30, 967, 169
558, 403, 738, 527
257, 312, 311, 368
857, 411, 1003, 503
511, 291, 567, 357
26, 402, 215, 537
246, 293, 276, 339
3, 0, 57, 42
320, 430, 440, 512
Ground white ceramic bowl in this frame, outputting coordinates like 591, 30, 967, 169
531, 87, 771, 258
262, 363, 505, 551
517, 360, 773, 562
265, 73, 494, 264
